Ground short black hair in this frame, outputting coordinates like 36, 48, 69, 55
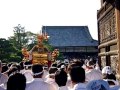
49, 67, 58, 74
72, 60, 84, 67
86, 60, 95, 67
51, 63, 57, 67
19, 62, 24, 70
69, 66, 85, 83
8, 67, 19, 76
103, 73, 116, 80
7, 73, 26, 90
32, 64, 43, 74
55, 69, 67, 87
2, 65, 8, 73
24, 61, 32, 69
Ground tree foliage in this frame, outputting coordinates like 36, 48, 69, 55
1, 24, 37, 63
8, 24, 37, 50
0, 38, 17, 62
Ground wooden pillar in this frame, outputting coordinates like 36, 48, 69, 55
106, 55, 110, 66
106, 46, 110, 66
115, 0, 120, 81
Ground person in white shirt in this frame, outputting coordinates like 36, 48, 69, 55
26, 64, 54, 90
69, 66, 87, 90
85, 60, 102, 82
42, 66, 49, 81
66, 60, 84, 89
102, 66, 120, 89
55, 69, 68, 90
0, 60, 8, 88
19, 61, 25, 74
7, 73, 26, 90
45, 67, 58, 90
0, 86, 5, 90
22, 61, 33, 83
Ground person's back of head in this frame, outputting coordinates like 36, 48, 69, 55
19, 61, 24, 70
69, 66, 85, 84
51, 63, 57, 67
86, 60, 95, 68
2, 65, 8, 73
24, 61, 32, 70
67, 61, 83, 73
49, 67, 58, 74
8, 66, 19, 76
48, 67, 58, 79
7, 63, 13, 68
108, 74, 116, 80
32, 64, 43, 78
55, 69, 67, 87
72, 60, 84, 67
7, 73, 26, 90
57, 63, 64, 68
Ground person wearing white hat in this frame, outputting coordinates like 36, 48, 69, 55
102, 66, 120, 89
45, 67, 58, 90
26, 64, 55, 90
102, 66, 113, 75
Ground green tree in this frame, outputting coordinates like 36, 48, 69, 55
25, 31, 37, 50
0, 38, 17, 62
9, 25, 37, 50
8, 24, 28, 50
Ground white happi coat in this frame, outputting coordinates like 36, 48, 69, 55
86, 69, 102, 82
45, 77, 58, 90
0, 73, 8, 85
0, 86, 5, 90
70, 83, 87, 90
26, 78, 55, 90
58, 86, 69, 90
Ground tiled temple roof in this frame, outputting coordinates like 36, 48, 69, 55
42, 26, 98, 47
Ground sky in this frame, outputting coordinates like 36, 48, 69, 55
0, 0, 101, 40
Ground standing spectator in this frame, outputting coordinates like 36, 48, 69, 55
19, 61, 25, 73
69, 66, 87, 90
0, 87, 4, 90
45, 67, 58, 90
7, 73, 26, 90
66, 60, 84, 89
55, 69, 68, 90
102, 66, 120, 90
0, 60, 8, 88
26, 64, 54, 90
22, 61, 33, 83
1, 65, 8, 73
85, 60, 102, 82
42, 66, 49, 81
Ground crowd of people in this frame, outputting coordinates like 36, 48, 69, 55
0, 59, 120, 90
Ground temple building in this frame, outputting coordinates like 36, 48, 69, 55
42, 26, 98, 59
97, 0, 120, 78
